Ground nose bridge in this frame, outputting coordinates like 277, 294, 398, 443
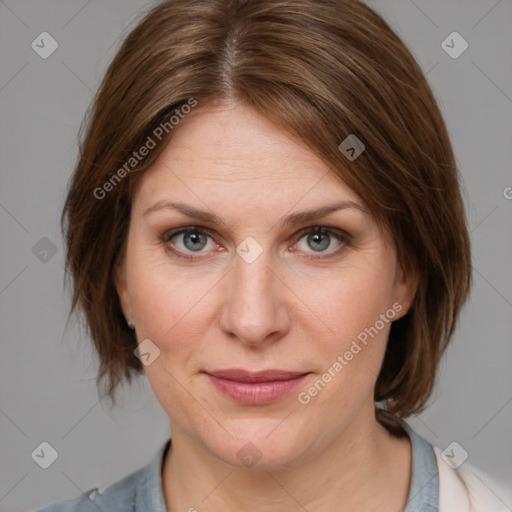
220, 241, 287, 345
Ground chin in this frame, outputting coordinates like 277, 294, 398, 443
203, 421, 309, 470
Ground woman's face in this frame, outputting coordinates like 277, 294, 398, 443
115, 102, 417, 469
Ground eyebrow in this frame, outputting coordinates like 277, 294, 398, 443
142, 200, 368, 228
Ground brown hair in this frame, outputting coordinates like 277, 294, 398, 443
62, 0, 472, 422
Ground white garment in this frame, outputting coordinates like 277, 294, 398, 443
436, 447, 512, 512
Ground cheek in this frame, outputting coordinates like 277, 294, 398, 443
126, 248, 220, 363
294, 257, 396, 345
291, 259, 396, 403
127, 259, 210, 416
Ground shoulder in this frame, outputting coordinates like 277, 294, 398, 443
33, 438, 170, 512
433, 446, 512, 512
33, 465, 147, 512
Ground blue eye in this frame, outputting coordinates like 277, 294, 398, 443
162, 226, 349, 261
297, 226, 347, 255
163, 227, 217, 258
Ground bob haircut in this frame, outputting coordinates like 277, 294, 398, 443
62, 0, 472, 424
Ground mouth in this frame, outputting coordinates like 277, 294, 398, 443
204, 369, 310, 405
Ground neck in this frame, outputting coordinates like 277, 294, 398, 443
162, 408, 411, 512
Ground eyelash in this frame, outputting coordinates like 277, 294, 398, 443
161, 226, 351, 261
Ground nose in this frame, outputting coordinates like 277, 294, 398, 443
218, 246, 291, 348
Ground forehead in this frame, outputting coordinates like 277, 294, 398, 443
133, 103, 364, 218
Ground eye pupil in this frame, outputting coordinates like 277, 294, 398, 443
184, 231, 207, 251
308, 232, 330, 252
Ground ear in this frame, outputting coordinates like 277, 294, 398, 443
113, 257, 132, 323
391, 258, 419, 321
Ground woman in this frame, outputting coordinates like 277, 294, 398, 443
34, 0, 509, 510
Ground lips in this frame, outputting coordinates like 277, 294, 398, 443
204, 368, 309, 404
207, 368, 307, 382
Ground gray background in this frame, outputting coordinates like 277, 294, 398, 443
0, 1, 511, 510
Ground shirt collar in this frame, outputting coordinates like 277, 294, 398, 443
134, 437, 170, 511
402, 420, 439, 511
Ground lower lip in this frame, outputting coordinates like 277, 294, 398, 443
206, 374, 309, 405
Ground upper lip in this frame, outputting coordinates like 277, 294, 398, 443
205, 369, 308, 382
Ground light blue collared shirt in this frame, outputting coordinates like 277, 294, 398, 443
402, 421, 439, 511
35, 421, 438, 511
